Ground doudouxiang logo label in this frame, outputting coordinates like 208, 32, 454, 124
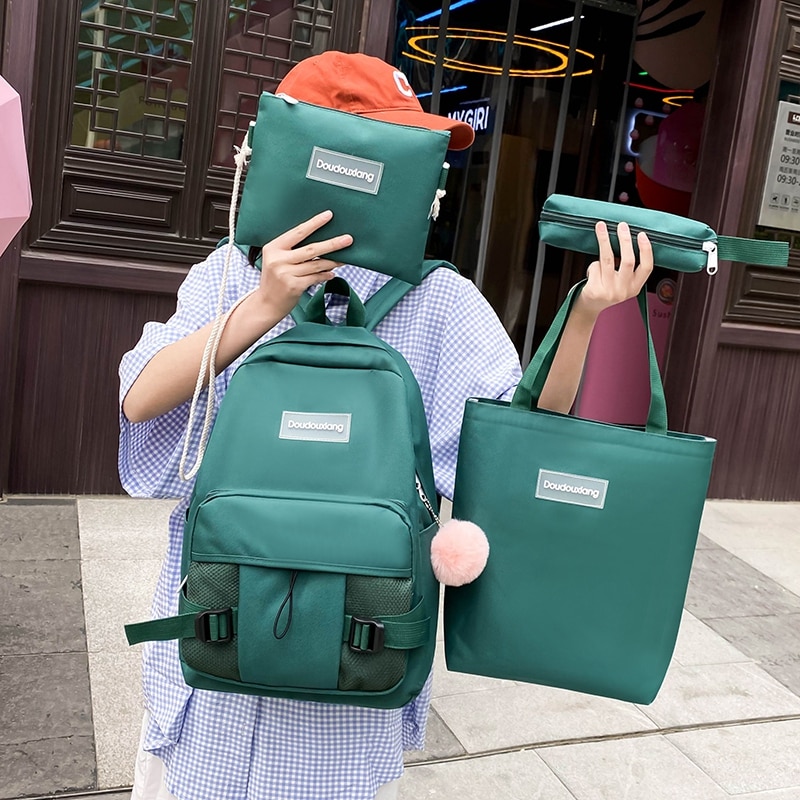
535, 469, 608, 509
306, 147, 384, 195
279, 412, 351, 443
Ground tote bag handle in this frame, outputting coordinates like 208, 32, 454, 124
511, 280, 669, 435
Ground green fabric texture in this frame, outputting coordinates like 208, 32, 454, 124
445, 283, 717, 705
180, 562, 240, 681
338, 576, 411, 691
538, 193, 789, 271
234, 92, 451, 284
126, 275, 442, 709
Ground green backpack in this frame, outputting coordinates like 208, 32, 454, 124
125, 263, 451, 709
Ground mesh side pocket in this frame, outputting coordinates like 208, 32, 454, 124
180, 562, 241, 681
338, 576, 411, 692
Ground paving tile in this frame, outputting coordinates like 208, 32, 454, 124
0, 735, 96, 800
80, 558, 162, 653
404, 707, 466, 764
433, 682, 655, 753
636, 662, 800, 729
0, 501, 79, 561
704, 501, 799, 529
62, 795, 132, 800
89, 650, 144, 789
695, 533, 721, 550
668, 719, 800, 795
701, 519, 800, 555
727, 547, 800, 598
700, 501, 740, 526
399, 750, 574, 800
671, 611, 752, 667
538, 735, 728, 800
0, 653, 94, 745
0, 559, 87, 655
432, 640, 516, 699
59, 794, 132, 800
77, 497, 176, 560
705, 614, 800, 695
685, 548, 800, 620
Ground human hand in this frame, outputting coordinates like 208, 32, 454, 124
575, 220, 654, 319
257, 210, 353, 320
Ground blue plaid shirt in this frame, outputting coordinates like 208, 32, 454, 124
118, 246, 522, 800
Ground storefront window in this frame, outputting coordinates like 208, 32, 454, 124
71, 0, 195, 159
394, 0, 636, 355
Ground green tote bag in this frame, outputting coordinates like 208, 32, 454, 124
234, 92, 452, 284
444, 282, 717, 705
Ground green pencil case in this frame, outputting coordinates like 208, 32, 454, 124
538, 194, 789, 273
234, 92, 452, 285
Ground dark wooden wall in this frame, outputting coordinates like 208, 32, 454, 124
8, 284, 177, 493
0, 0, 394, 496
665, 0, 800, 499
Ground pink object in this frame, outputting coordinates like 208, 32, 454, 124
0, 76, 32, 256
635, 135, 691, 216
652, 101, 705, 193
575, 291, 674, 426
430, 519, 489, 586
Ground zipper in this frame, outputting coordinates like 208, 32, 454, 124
702, 241, 718, 275
200, 489, 409, 521
540, 209, 719, 275
415, 475, 441, 528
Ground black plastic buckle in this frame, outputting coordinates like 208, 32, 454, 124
194, 608, 233, 643
348, 616, 385, 654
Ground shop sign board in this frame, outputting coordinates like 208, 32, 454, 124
758, 100, 800, 232
447, 98, 493, 135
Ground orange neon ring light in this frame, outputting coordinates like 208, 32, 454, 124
663, 95, 694, 107
402, 27, 595, 78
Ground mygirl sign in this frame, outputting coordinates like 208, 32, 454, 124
447, 98, 494, 136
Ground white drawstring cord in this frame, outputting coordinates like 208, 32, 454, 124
429, 188, 446, 220
429, 162, 450, 220
179, 127, 254, 481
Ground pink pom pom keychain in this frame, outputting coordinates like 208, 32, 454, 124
430, 518, 490, 587
416, 478, 489, 586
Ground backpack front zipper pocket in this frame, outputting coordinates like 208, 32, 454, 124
181, 491, 417, 693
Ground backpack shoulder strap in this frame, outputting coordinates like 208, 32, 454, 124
364, 260, 458, 332
291, 293, 311, 325
218, 245, 459, 327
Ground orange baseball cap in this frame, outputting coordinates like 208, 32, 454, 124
276, 51, 475, 151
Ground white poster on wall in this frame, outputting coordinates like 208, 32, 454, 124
758, 100, 800, 232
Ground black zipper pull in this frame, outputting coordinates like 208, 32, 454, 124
273, 570, 299, 640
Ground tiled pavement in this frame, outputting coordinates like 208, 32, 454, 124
1, 498, 799, 800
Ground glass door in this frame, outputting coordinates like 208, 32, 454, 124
394, 0, 638, 360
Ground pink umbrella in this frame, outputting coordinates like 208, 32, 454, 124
0, 75, 32, 256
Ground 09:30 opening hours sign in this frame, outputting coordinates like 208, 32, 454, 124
759, 100, 800, 232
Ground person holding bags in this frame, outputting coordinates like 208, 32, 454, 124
119, 51, 653, 800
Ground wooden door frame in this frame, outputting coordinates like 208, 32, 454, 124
0, 0, 40, 496
665, 0, 791, 431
